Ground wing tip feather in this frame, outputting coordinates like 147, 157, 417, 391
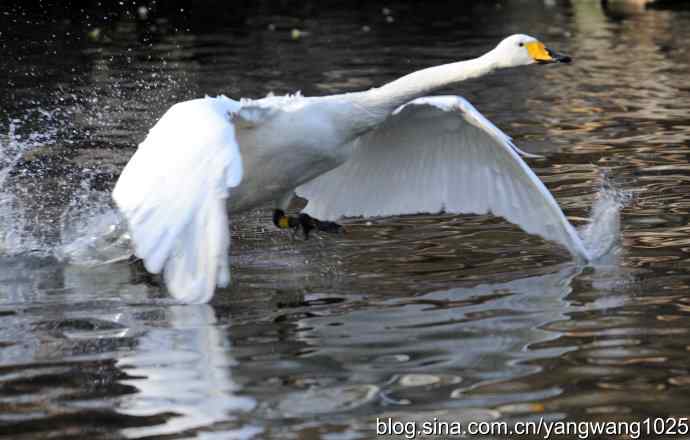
113, 95, 243, 303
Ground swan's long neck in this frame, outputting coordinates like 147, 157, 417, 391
349, 50, 500, 130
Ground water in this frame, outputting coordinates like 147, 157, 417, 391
1, 1, 690, 438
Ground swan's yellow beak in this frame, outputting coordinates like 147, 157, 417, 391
526, 41, 571, 64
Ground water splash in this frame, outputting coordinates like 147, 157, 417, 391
0, 54, 189, 261
578, 172, 632, 262
53, 179, 130, 266
0, 108, 130, 263
0, 110, 63, 255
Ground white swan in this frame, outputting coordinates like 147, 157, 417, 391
113, 34, 588, 304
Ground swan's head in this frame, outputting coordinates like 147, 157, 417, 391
492, 34, 571, 68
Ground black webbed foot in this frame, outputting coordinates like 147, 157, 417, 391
127, 255, 160, 286
273, 209, 344, 239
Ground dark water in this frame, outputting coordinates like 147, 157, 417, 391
2, 1, 690, 438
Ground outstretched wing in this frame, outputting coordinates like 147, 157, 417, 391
113, 96, 244, 303
296, 96, 589, 260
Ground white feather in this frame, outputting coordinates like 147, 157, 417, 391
112, 96, 243, 303
296, 96, 590, 260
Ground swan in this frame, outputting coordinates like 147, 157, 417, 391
113, 34, 587, 304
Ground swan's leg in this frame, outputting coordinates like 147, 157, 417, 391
272, 191, 344, 238
127, 255, 160, 286
277, 191, 295, 212
272, 209, 299, 230
300, 213, 344, 237
272, 191, 300, 236
272, 210, 344, 239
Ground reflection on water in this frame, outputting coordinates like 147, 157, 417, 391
267, 266, 582, 413
2, 0, 690, 438
117, 305, 257, 438
0, 259, 259, 438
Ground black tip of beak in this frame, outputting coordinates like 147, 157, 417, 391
556, 54, 572, 63
547, 48, 572, 63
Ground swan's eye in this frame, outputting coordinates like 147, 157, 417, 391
518, 42, 524, 47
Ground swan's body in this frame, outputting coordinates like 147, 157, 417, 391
113, 34, 586, 303
229, 94, 356, 212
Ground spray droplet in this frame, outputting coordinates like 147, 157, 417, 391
579, 172, 632, 261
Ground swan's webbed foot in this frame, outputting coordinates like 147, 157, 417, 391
128, 255, 160, 286
272, 209, 344, 239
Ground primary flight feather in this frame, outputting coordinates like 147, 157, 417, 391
112, 34, 588, 303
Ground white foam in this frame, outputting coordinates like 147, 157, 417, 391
54, 203, 130, 266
